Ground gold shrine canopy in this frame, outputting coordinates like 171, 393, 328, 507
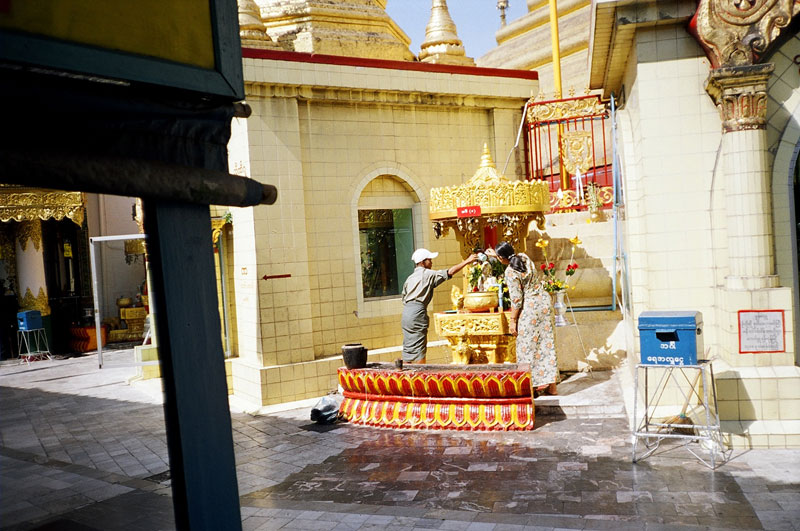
0, 185, 85, 226
429, 144, 549, 256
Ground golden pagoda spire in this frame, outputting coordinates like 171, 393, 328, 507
468, 144, 507, 186
238, 0, 281, 49
419, 0, 475, 66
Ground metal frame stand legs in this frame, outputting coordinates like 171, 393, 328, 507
17, 328, 51, 364
632, 361, 729, 469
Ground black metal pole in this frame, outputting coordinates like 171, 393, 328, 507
142, 199, 241, 530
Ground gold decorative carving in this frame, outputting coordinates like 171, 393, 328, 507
549, 186, 613, 211
561, 131, 593, 175
430, 145, 550, 216
705, 64, 773, 131
526, 95, 607, 124
692, 0, 800, 68
124, 239, 147, 256
0, 229, 17, 293
597, 186, 614, 206
133, 199, 145, 234
450, 285, 464, 310
16, 220, 42, 253
19, 287, 51, 316
438, 316, 504, 335
211, 218, 229, 244
0, 187, 84, 226
434, 311, 517, 364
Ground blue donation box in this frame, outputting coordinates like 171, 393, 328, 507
17, 310, 43, 331
638, 311, 703, 366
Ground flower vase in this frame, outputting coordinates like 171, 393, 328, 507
552, 290, 568, 327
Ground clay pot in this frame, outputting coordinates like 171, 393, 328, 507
342, 343, 368, 369
463, 291, 499, 312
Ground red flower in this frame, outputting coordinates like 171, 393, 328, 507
540, 263, 546, 271
548, 262, 554, 269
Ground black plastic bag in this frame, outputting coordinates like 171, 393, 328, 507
310, 394, 342, 424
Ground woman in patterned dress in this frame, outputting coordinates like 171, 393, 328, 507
487, 242, 558, 396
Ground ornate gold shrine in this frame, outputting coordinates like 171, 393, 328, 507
429, 145, 550, 364
429, 144, 549, 256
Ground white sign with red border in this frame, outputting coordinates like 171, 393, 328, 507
738, 310, 785, 353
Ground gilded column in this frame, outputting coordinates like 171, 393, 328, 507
706, 64, 777, 290
15, 220, 50, 316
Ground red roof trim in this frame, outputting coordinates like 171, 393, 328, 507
242, 48, 538, 81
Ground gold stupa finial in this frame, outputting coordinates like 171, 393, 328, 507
467, 144, 506, 186
479, 143, 495, 169
419, 0, 475, 66
238, 0, 281, 49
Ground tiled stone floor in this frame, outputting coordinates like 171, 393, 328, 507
1, 350, 799, 530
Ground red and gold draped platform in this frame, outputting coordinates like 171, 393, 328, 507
338, 363, 534, 431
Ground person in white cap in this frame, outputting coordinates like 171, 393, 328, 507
401, 249, 478, 364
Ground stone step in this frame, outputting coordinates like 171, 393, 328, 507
526, 211, 620, 305
535, 369, 627, 418
555, 309, 626, 371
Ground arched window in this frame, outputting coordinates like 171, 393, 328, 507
357, 176, 419, 300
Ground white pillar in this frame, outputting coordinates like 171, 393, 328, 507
15, 220, 50, 316
707, 64, 778, 291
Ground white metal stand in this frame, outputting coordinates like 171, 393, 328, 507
632, 360, 729, 469
89, 233, 147, 368
17, 328, 51, 363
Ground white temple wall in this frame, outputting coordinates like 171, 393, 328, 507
765, 34, 800, 363
616, 26, 723, 357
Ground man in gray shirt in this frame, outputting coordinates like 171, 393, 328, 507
401, 248, 478, 363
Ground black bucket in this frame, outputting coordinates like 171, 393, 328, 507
342, 343, 368, 369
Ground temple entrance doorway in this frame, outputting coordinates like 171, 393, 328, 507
42, 218, 92, 354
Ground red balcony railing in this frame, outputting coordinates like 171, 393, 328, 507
525, 94, 612, 212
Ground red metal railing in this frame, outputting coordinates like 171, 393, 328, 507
524, 94, 612, 212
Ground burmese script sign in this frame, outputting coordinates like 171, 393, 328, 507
738, 310, 785, 353
457, 206, 482, 218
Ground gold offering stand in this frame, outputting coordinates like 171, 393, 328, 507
430, 145, 550, 364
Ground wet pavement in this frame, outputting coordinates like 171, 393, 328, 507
1, 350, 799, 530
